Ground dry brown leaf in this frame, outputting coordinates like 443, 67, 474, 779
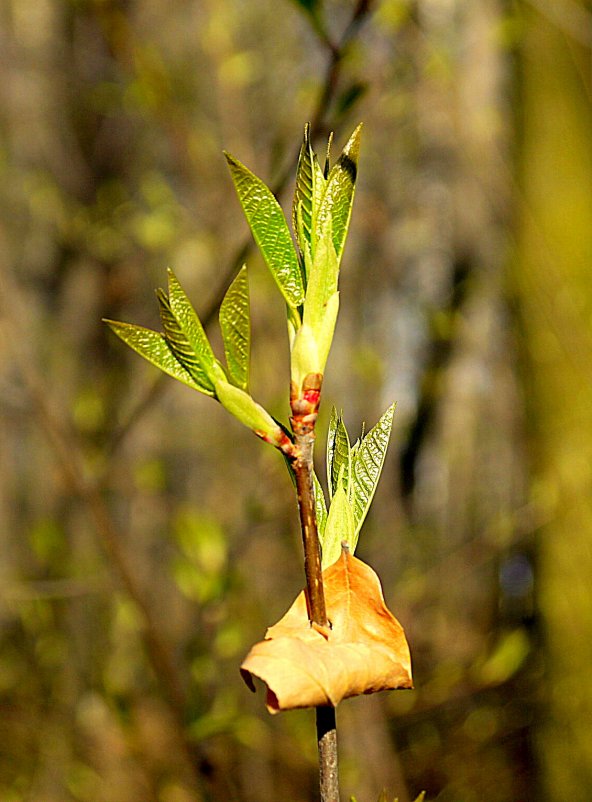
241, 547, 412, 713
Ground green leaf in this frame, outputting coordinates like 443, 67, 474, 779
165, 270, 218, 376
303, 220, 338, 335
329, 412, 351, 500
156, 288, 216, 393
299, 220, 340, 375
292, 124, 326, 253
224, 152, 305, 308
351, 403, 396, 534
326, 407, 339, 494
316, 123, 362, 262
313, 472, 328, 540
104, 320, 214, 395
321, 480, 356, 567
219, 265, 250, 391
314, 291, 339, 373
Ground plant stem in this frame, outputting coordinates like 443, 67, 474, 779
292, 428, 328, 626
290, 376, 340, 802
317, 706, 339, 802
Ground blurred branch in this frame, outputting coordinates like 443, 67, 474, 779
104, 0, 376, 461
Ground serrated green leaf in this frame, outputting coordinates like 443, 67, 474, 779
292, 124, 326, 254
313, 471, 328, 540
156, 288, 216, 393
351, 403, 396, 534
105, 320, 214, 395
316, 123, 362, 262
330, 413, 351, 499
321, 480, 356, 567
225, 152, 304, 308
166, 270, 218, 374
219, 265, 250, 391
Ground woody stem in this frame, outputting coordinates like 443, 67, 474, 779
292, 428, 328, 626
290, 375, 339, 802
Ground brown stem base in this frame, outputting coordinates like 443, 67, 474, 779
317, 706, 339, 802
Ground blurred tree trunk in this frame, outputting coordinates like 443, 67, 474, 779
516, 2, 592, 798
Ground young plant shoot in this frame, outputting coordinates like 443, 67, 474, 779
105, 124, 412, 802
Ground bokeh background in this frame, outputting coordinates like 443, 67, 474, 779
1, 1, 592, 800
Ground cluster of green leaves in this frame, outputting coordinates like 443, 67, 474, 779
226, 122, 361, 392
105, 267, 284, 445
106, 124, 395, 567
318, 404, 395, 568
106, 124, 361, 448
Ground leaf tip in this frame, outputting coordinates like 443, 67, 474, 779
339, 123, 363, 179
223, 150, 240, 170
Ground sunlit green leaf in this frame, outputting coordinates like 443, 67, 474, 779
316, 123, 362, 261
303, 221, 338, 335
225, 152, 305, 308
156, 288, 216, 393
321, 480, 356, 567
301, 217, 340, 374
330, 412, 351, 500
165, 270, 219, 377
104, 320, 214, 395
351, 403, 395, 534
314, 291, 339, 373
292, 123, 326, 254
326, 406, 339, 494
219, 265, 250, 391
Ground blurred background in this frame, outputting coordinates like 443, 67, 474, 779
1, 0, 591, 800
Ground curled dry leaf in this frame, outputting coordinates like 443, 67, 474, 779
241, 547, 412, 713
